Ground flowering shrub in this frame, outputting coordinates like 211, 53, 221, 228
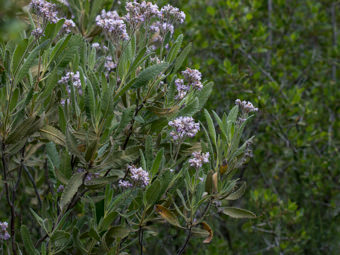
0, 1, 257, 254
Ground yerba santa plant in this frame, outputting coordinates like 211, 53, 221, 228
0, 0, 258, 254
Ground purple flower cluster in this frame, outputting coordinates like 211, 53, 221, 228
104, 56, 117, 72
235, 99, 258, 113
63, 19, 76, 33
168, 117, 200, 141
31, 27, 44, 38
0, 222, 10, 240
128, 165, 150, 187
175, 78, 190, 99
57, 184, 64, 193
125, 1, 160, 28
160, 4, 186, 24
182, 68, 203, 90
189, 151, 210, 169
118, 179, 133, 188
30, 0, 59, 23
58, 71, 82, 95
150, 21, 174, 35
96, 10, 129, 42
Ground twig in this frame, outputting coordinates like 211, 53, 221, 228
23, 165, 42, 209
122, 101, 145, 150
177, 226, 192, 255
138, 225, 144, 255
1, 143, 17, 255
44, 158, 55, 196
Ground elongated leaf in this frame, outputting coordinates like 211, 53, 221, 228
85, 81, 96, 120
155, 205, 181, 227
131, 62, 169, 89
11, 39, 28, 75
197, 81, 213, 110
60, 172, 85, 210
150, 148, 163, 177
167, 34, 183, 62
222, 207, 256, 219
145, 179, 161, 206
173, 43, 191, 73
66, 127, 84, 161
225, 182, 246, 200
15, 39, 50, 85
177, 97, 199, 117
204, 109, 216, 147
21, 225, 39, 255
40, 125, 66, 146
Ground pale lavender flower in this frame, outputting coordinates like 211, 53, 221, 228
118, 179, 133, 188
150, 21, 174, 35
199, 177, 204, 182
128, 165, 150, 187
235, 99, 258, 113
91, 42, 100, 49
30, 0, 59, 23
0, 222, 10, 240
58, 72, 82, 95
175, 78, 190, 99
104, 56, 117, 72
96, 10, 129, 42
57, 184, 64, 192
168, 116, 200, 141
189, 151, 210, 169
63, 19, 76, 33
160, 4, 185, 24
31, 27, 44, 38
182, 68, 203, 90
125, 1, 160, 28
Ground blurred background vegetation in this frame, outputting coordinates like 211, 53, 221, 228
1, 0, 339, 254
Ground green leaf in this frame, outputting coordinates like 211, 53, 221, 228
221, 207, 256, 219
40, 125, 66, 146
197, 82, 213, 110
204, 109, 216, 147
131, 62, 169, 89
60, 172, 85, 210
177, 97, 199, 117
225, 182, 247, 200
173, 43, 191, 73
11, 39, 28, 75
167, 34, 183, 62
15, 39, 50, 85
115, 107, 134, 134
145, 179, 161, 206
46, 142, 60, 168
150, 148, 163, 177
85, 81, 96, 120
21, 225, 39, 255
66, 127, 85, 161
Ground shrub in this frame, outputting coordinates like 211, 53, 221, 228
0, 1, 257, 254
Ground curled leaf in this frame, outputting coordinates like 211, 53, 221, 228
155, 204, 181, 227
201, 222, 213, 243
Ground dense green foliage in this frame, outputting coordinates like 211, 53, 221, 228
173, 0, 340, 254
0, 0, 258, 254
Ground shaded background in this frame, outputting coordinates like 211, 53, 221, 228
1, 0, 339, 254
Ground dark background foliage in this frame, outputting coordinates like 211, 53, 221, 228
168, 0, 339, 254
1, 0, 339, 254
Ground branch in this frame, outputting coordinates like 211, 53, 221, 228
177, 226, 192, 255
138, 225, 144, 255
23, 165, 42, 209
1, 143, 17, 255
